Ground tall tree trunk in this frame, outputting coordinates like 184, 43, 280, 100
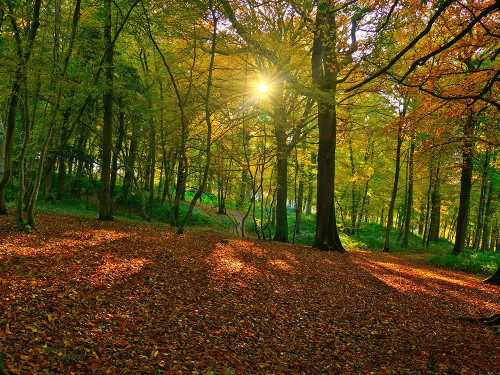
0, 1, 41, 214
17, 83, 31, 224
422, 167, 433, 246
111, 103, 125, 196
146, 15, 190, 226
453, 112, 475, 255
0, 78, 21, 214
481, 178, 494, 251
273, 110, 289, 242
293, 151, 304, 242
312, 3, 345, 252
473, 149, 490, 251
305, 164, 314, 214
99, 0, 114, 221
176, 2, 217, 234
0, 120, 5, 192
349, 140, 357, 235
428, 162, 441, 244
147, 98, 156, 219
383, 119, 404, 253
122, 121, 137, 204
402, 142, 415, 246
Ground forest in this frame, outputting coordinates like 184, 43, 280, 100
0, 0, 500, 373
1, 0, 500, 253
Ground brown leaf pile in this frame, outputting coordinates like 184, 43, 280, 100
1, 212, 499, 374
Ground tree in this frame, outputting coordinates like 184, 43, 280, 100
383, 113, 403, 253
311, 0, 346, 252
452, 110, 476, 255
99, 0, 115, 221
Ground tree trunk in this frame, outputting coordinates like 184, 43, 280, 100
383, 119, 404, 253
428, 162, 441, 244
176, 3, 217, 234
273, 121, 289, 242
481, 178, 494, 251
122, 122, 137, 204
484, 262, 500, 286
147, 110, 156, 219
0, 1, 42, 214
305, 165, 314, 215
349, 140, 357, 235
0, 76, 21, 214
17, 83, 31, 225
402, 142, 415, 246
473, 150, 490, 251
0, 120, 5, 194
99, 0, 114, 221
111, 104, 125, 196
453, 112, 475, 255
312, 4, 345, 252
56, 158, 66, 201
294, 173, 304, 240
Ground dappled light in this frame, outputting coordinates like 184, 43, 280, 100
83, 255, 150, 286
1, 213, 500, 374
0, 229, 132, 260
351, 251, 500, 312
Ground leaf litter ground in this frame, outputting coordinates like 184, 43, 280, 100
1, 213, 499, 374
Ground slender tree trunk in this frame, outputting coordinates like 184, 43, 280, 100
147, 104, 156, 219
428, 162, 441, 244
273, 120, 289, 242
422, 167, 433, 246
418, 198, 425, 235
294, 166, 304, 240
453, 112, 475, 255
481, 178, 494, 251
0, 76, 21, 214
17, 83, 31, 225
305, 165, 314, 215
99, 0, 114, 221
111, 104, 125, 196
0, 0, 41, 214
177, 3, 217, 234
383, 120, 404, 252
349, 140, 357, 235
122, 120, 138, 204
473, 150, 490, 250
0, 120, 5, 192
402, 142, 415, 246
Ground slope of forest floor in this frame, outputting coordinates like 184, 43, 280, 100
1, 212, 499, 374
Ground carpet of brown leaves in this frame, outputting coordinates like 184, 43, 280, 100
1, 212, 499, 374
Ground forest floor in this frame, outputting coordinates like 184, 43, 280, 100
1, 212, 499, 374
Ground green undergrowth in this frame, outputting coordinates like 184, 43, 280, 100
8, 187, 498, 277
427, 250, 500, 276
16, 187, 233, 230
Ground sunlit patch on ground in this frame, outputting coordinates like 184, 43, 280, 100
82, 254, 151, 286
352, 252, 500, 312
269, 259, 294, 272
0, 229, 132, 260
207, 241, 262, 281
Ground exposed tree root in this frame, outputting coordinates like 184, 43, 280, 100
483, 264, 500, 285
313, 242, 347, 253
458, 313, 500, 333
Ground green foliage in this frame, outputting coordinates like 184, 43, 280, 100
428, 250, 500, 276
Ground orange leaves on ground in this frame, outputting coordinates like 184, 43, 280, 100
1, 212, 499, 374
